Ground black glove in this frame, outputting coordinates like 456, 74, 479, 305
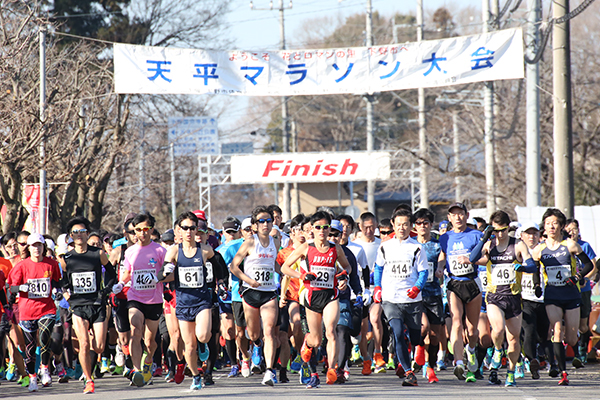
163, 290, 173, 302
566, 274, 583, 287
109, 293, 118, 308
534, 285, 543, 298
482, 225, 494, 242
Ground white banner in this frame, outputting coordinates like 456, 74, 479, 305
230, 152, 390, 184
114, 28, 524, 96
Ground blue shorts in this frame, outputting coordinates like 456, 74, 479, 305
337, 298, 353, 329
218, 299, 233, 315
175, 299, 212, 322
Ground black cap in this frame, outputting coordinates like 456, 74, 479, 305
223, 221, 240, 232
448, 202, 467, 213
161, 229, 175, 243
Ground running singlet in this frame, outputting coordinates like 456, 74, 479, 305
8, 257, 60, 320
376, 237, 427, 304
276, 246, 300, 302
243, 234, 278, 292
539, 241, 580, 301
486, 237, 521, 295
174, 244, 211, 308
302, 242, 338, 291
124, 241, 167, 305
116, 244, 130, 300
421, 239, 442, 298
439, 228, 483, 281
64, 246, 105, 307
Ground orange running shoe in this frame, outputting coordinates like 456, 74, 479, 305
426, 367, 439, 383
83, 380, 95, 394
373, 353, 386, 373
326, 368, 337, 384
301, 341, 313, 364
362, 359, 372, 375
415, 345, 426, 367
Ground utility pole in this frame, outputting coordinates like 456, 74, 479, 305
39, 28, 47, 234
482, 0, 496, 217
526, 0, 541, 207
417, 0, 429, 209
291, 119, 300, 216
365, 0, 375, 214
169, 142, 176, 227
251, 0, 292, 219
139, 123, 146, 213
453, 113, 461, 202
553, 0, 574, 217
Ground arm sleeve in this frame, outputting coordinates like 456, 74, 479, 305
374, 264, 384, 287
347, 252, 362, 296
469, 240, 486, 263
414, 270, 428, 290
208, 252, 228, 283
576, 251, 594, 277
523, 258, 538, 273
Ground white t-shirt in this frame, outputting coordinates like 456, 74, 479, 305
376, 237, 427, 304
346, 241, 370, 296
353, 237, 381, 271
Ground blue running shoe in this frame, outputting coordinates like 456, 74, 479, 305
228, 365, 240, 378
299, 363, 311, 385
490, 348, 502, 370
505, 372, 516, 387
5, 363, 16, 381
306, 374, 320, 389
190, 375, 202, 390
252, 345, 263, 368
290, 355, 302, 373
198, 343, 209, 363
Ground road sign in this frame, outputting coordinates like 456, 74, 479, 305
168, 117, 218, 156
221, 142, 253, 154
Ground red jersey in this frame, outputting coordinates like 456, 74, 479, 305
277, 245, 300, 302
302, 243, 338, 293
8, 257, 60, 320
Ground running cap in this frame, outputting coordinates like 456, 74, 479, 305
447, 202, 467, 213
521, 222, 539, 232
241, 217, 252, 230
223, 220, 240, 232
27, 233, 45, 246
45, 239, 56, 252
161, 229, 175, 242
467, 217, 478, 226
123, 212, 136, 225
197, 220, 208, 232
439, 220, 449, 229
192, 210, 207, 221
331, 220, 343, 233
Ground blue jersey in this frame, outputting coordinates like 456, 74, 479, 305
421, 239, 442, 297
577, 239, 596, 292
439, 228, 483, 281
174, 244, 211, 308
218, 239, 244, 303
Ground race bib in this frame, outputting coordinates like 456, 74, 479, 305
491, 264, 516, 286
478, 270, 488, 292
546, 265, 571, 286
311, 266, 335, 289
132, 269, 157, 291
205, 261, 214, 283
252, 266, 276, 290
27, 277, 51, 299
448, 254, 474, 276
389, 260, 412, 280
72, 272, 96, 294
178, 266, 204, 289
521, 273, 537, 297
427, 262, 435, 283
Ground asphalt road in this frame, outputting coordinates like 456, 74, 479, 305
3, 362, 600, 400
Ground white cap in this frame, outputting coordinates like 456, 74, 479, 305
241, 217, 252, 230
27, 233, 45, 246
520, 222, 539, 232
467, 217, 478, 226
56, 233, 73, 256
45, 239, 56, 252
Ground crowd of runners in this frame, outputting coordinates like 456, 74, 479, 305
0, 202, 598, 393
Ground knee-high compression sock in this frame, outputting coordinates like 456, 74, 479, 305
388, 319, 411, 372
205, 335, 218, 375
90, 351, 98, 374
553, 342, 566, 372
476, 345, 487, 370
274, 346, 281, 368
336, 325, 350, 369
166, 349, 177, 373
308, 345, 318, 374
226, 339, 238, 365
428, 342, 438, 367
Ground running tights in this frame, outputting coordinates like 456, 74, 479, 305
22, 317, 55, 374
388, 318, 421, 372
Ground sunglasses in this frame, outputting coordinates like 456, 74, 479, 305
225, 229, 238, 234
180, 225, 197, 231
125, 230, 135, 235
314, 224, 330, 230
257, 218, 273, 224
414, 221, 430, 226
328, 231, 341, 237
243, 227, 253, 232
197, 229, 208, 234
71, 229, 88, 234
135, 226, 153, 233
493, 226, 509, 233
17, 242, 28, 246
379, 230, 393, 235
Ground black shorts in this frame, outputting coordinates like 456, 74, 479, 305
111, 296, 131, 333
422, 295, 445, 325
232, 301, 246, 327
545, 296, 580, 311
72, 304, 106, 325
175, 301, 213, 322
60, 306, 72, 325
447, 279, 481, 305
306, 289, 338, 314
486, 292, 522, 320
381, 301, 422, 331
279, 303, 290, 333
241, 288, 277, 309
127, 300, 163, 321
580, 290, 592, 319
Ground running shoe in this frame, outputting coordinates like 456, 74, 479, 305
414, 345, 426, 367
290, 355, 302, 373
141, 358, 153, 384
300, 341, 312, 364
0, 365, 5, 380
436, 360, 447, 371
361, 359, 372, 375
198, 343, 210, 363
108, 360, 117, 374
115, 345, 125, 367
112, 365, 123, 376
262, 369, 275, 386
100, 357, 110, 374
402, 370, 418, 386
572, 357, 584, 369
279, 368, 289, 383
153, 366, 163, 377
165, 370, 175, 382
299, 363, 311, 384
5, 363, 16, 381
28, 375, 38, 392
306, 374, 320, 389
83, 379, 94, 394
395, 364, 406, 378
466, 347, 479, 372
373, 353, 386, 373
515, 362, 525, 379
65, 367, 77, 380
204, 374, 214, 386
326, 368, 337, 384
488, 369, 501, 385
426, 367, 439, 383
241, 359, 251, 378
529, 359, 540, 380
74, 363, 83, 380
251, 361, 262, 375
465, 371, 476, 383
422, 362, 429, 378
252, 344, 263, 367
174, 363, 185, 384
343, 368, 350, 381
350, 345, 361, 362
411, 361, 423, 374
19, 375, 30, 387
505, 372, 516, 387
131, 371, 145, 387
549, 364, 560, 378
558, 371, 569, 386
190, 375, 202, 390
453, 364, 465, 381
490, 348, 502, 370
123, 366, 132, 379
386, 355, 396, 370
57, 362, 69, 383
484, 347, 493, 370
40, 366, 52, 387
228, 365, 240, 378
335, 368, 346, 384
